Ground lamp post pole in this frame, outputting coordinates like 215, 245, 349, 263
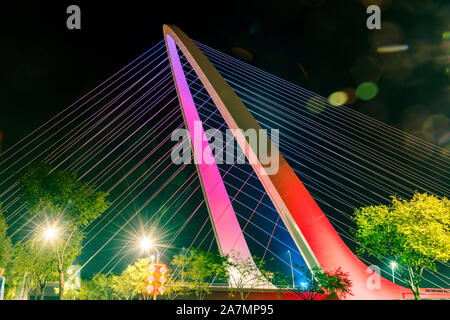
151, 247, 160, 301
390, 262, 397, 284
287, 250, 295, 288
141, 237, 166, 300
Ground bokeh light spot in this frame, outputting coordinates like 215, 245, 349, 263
328, 91, 348, 106
356, 82, 378, 100
377, 44, 410, 53
231, 47, 253, 62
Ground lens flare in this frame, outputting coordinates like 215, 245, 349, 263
356, 82, 378, 100
377, 44, 410, 53
328, 91, 348, 106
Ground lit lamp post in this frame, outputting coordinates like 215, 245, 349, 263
390, 261, 398, 284
140, 237, 166, 300
44, 226, 57, 241
140, 238, 159, 264
44, 224, 65, 299
23, 223, 60, 300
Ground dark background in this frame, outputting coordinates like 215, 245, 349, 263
0, 0, 449, 151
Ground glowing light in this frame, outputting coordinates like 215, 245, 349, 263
44, 226, 57, 240
147, 275, 155, 283
390, 261, 398, 269
356, 82, 378, 100
148, 265, 156, 273
159, 276, 167, 284
377, 44, 410, 53
158, 286, 166, 294
140, 237, 153, 250
146, 285, 154, 293
328, 91, 348, 106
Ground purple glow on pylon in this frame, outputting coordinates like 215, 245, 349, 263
165, 35, 253, 260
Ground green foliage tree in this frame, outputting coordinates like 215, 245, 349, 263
166, 251, 193, 299
165, 279, 189, 300
171, 249, 228, 300
0, 204, 13, 299
79, 273, 115, 300
353, 192, 450, 300
20, 162, 110, 299
292, 267, 352, 300
111, 258, 152, 300
227, 251, 275, 300
12, 240, 59, 300
0, 205, 12, 272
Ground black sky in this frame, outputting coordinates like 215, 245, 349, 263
1, 0, 448, 151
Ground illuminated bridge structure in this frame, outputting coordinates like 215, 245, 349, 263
0, 25, 448, 300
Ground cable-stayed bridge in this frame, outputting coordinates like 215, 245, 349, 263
0, 25, 448, 299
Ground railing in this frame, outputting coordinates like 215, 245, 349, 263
402, 288, 450, 299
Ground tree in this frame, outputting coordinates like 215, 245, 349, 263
79, 273, 115, 300
171, 249, 228, 300
0, 205, 12, 273
12, 240, 59, 300
353, 192, 450, 300
165, 279, 190, 300
111, 258, 152, 300
317, 267, 352, 299
227, 251, 275, 300
0, 205, 13, 299
292, 267, 352, 300
20, 162, 110, 299
166, 252, 193, 300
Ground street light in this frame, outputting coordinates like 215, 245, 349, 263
140, 237, 160, 262
390, 261, 398, 283
42, 223, 60, 241
44, 227, 57, 240
140, 237, 153, 251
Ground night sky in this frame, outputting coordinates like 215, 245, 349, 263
1, 0, 448, 151
0, 0, 448, 288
